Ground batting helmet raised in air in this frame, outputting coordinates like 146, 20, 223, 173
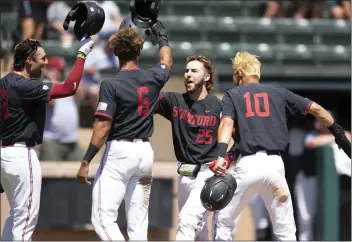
119, 0, 161, 44
200, 174, 237, 211
63, 1, 105, 41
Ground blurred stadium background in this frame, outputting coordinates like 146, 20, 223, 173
0, 0, 351, 240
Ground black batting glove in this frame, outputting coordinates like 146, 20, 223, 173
328, 122, 351, 158
150, 20, 168, 48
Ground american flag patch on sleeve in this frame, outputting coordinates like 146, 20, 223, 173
97, 102, 108, 111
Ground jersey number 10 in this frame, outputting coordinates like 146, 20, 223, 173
137, 86, 150, 116
243, 92, 270, 118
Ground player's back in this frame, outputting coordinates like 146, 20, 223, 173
224, 83, 311, 155
95, 64, 170, 141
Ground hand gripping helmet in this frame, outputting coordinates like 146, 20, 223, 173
200, 174, 238, 211
63, 1, 105, 41
119, 0, 161, 41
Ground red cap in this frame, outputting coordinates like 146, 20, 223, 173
46, 56, 66, 72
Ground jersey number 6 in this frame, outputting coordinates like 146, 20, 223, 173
243, 92, 270, 118
137, 86, 150, 116
0, 88, 9, 119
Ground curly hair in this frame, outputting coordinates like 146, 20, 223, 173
108, 28, 144, 61
232, 51, 261, 79
13, 39, 42, 71
186, 54, 215, 92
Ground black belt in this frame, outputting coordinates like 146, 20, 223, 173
241, 150, 281, 157
1, 140, 36, 147
116, 138, 149, 142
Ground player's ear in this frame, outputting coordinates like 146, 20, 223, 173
204, 73, 210, 82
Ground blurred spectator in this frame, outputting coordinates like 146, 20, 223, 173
46, 0, 78, 46
263, 0, 291, 18
82, 41, 119, 111
294, 114, 351, 240
17, 0, 51, 40
331, 0, 351, 19
94, 0, 124, 41
293, 0, 325, 19
39, 56, 85, 161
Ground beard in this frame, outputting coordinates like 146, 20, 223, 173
185, 81, 203, 93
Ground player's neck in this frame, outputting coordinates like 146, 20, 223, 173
243, 76, 259, 84
120, 60, 138, 71
188, 87, 208, 101
13, 70, 31, 79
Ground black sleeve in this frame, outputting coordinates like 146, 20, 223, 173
282, 88, 313, 116
148, 63, 170, 86
221, 91, 237, 121
16, 79, 54, 103
94, 80, 117, 120
157, 92, 173, 120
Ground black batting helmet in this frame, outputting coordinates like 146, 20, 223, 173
200, 174, 237, 211
63, 1, 105, 41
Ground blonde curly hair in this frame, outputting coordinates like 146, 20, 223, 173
232, 51, 261, 79
186, 54, 215, 92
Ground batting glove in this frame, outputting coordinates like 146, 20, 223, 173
77, 36, 94, 60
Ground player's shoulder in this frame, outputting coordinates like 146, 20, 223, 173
1, 72, 30, 89
206, 92, 222, 105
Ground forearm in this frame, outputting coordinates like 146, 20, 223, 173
217, 118, 234, 158
83, 119, 111, 164
159, 46, 173, 70
48, 57, 85, 100
307, 102, 334, 126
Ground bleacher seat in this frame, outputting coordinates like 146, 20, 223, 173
206, 1, 243, 17
168, 1, 206, 16
275, 44, 315, 65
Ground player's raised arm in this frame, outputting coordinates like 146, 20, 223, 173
307, 102, 351, 158
151, 20, 173, 70
48, 37, 94, 100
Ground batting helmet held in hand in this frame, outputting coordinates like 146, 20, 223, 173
63, 1, 105, 41
200, 174, 237, 211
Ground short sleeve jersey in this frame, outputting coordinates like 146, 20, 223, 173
94, 63, 170, 140
157, 92, 222, 164
0, 72, 54, 144
222, 83, 312, 155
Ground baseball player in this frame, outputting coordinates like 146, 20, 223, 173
157, 54, 236, 240
0, 37, 94, 240
210, 51, 351, 241
76, 22, 172, 241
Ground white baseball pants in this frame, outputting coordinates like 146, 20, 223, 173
91, 139, 154, 241
294, 171, 317, 241
176, 162, 213, 240
1, 143, 41, 241
214, 151, 296, 241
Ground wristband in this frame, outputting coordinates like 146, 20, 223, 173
83, 144, 100, 164
217, 142, 228, 158
77, 52, 86, 60
158, 39, 169, 49
327, 122, 345, 140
